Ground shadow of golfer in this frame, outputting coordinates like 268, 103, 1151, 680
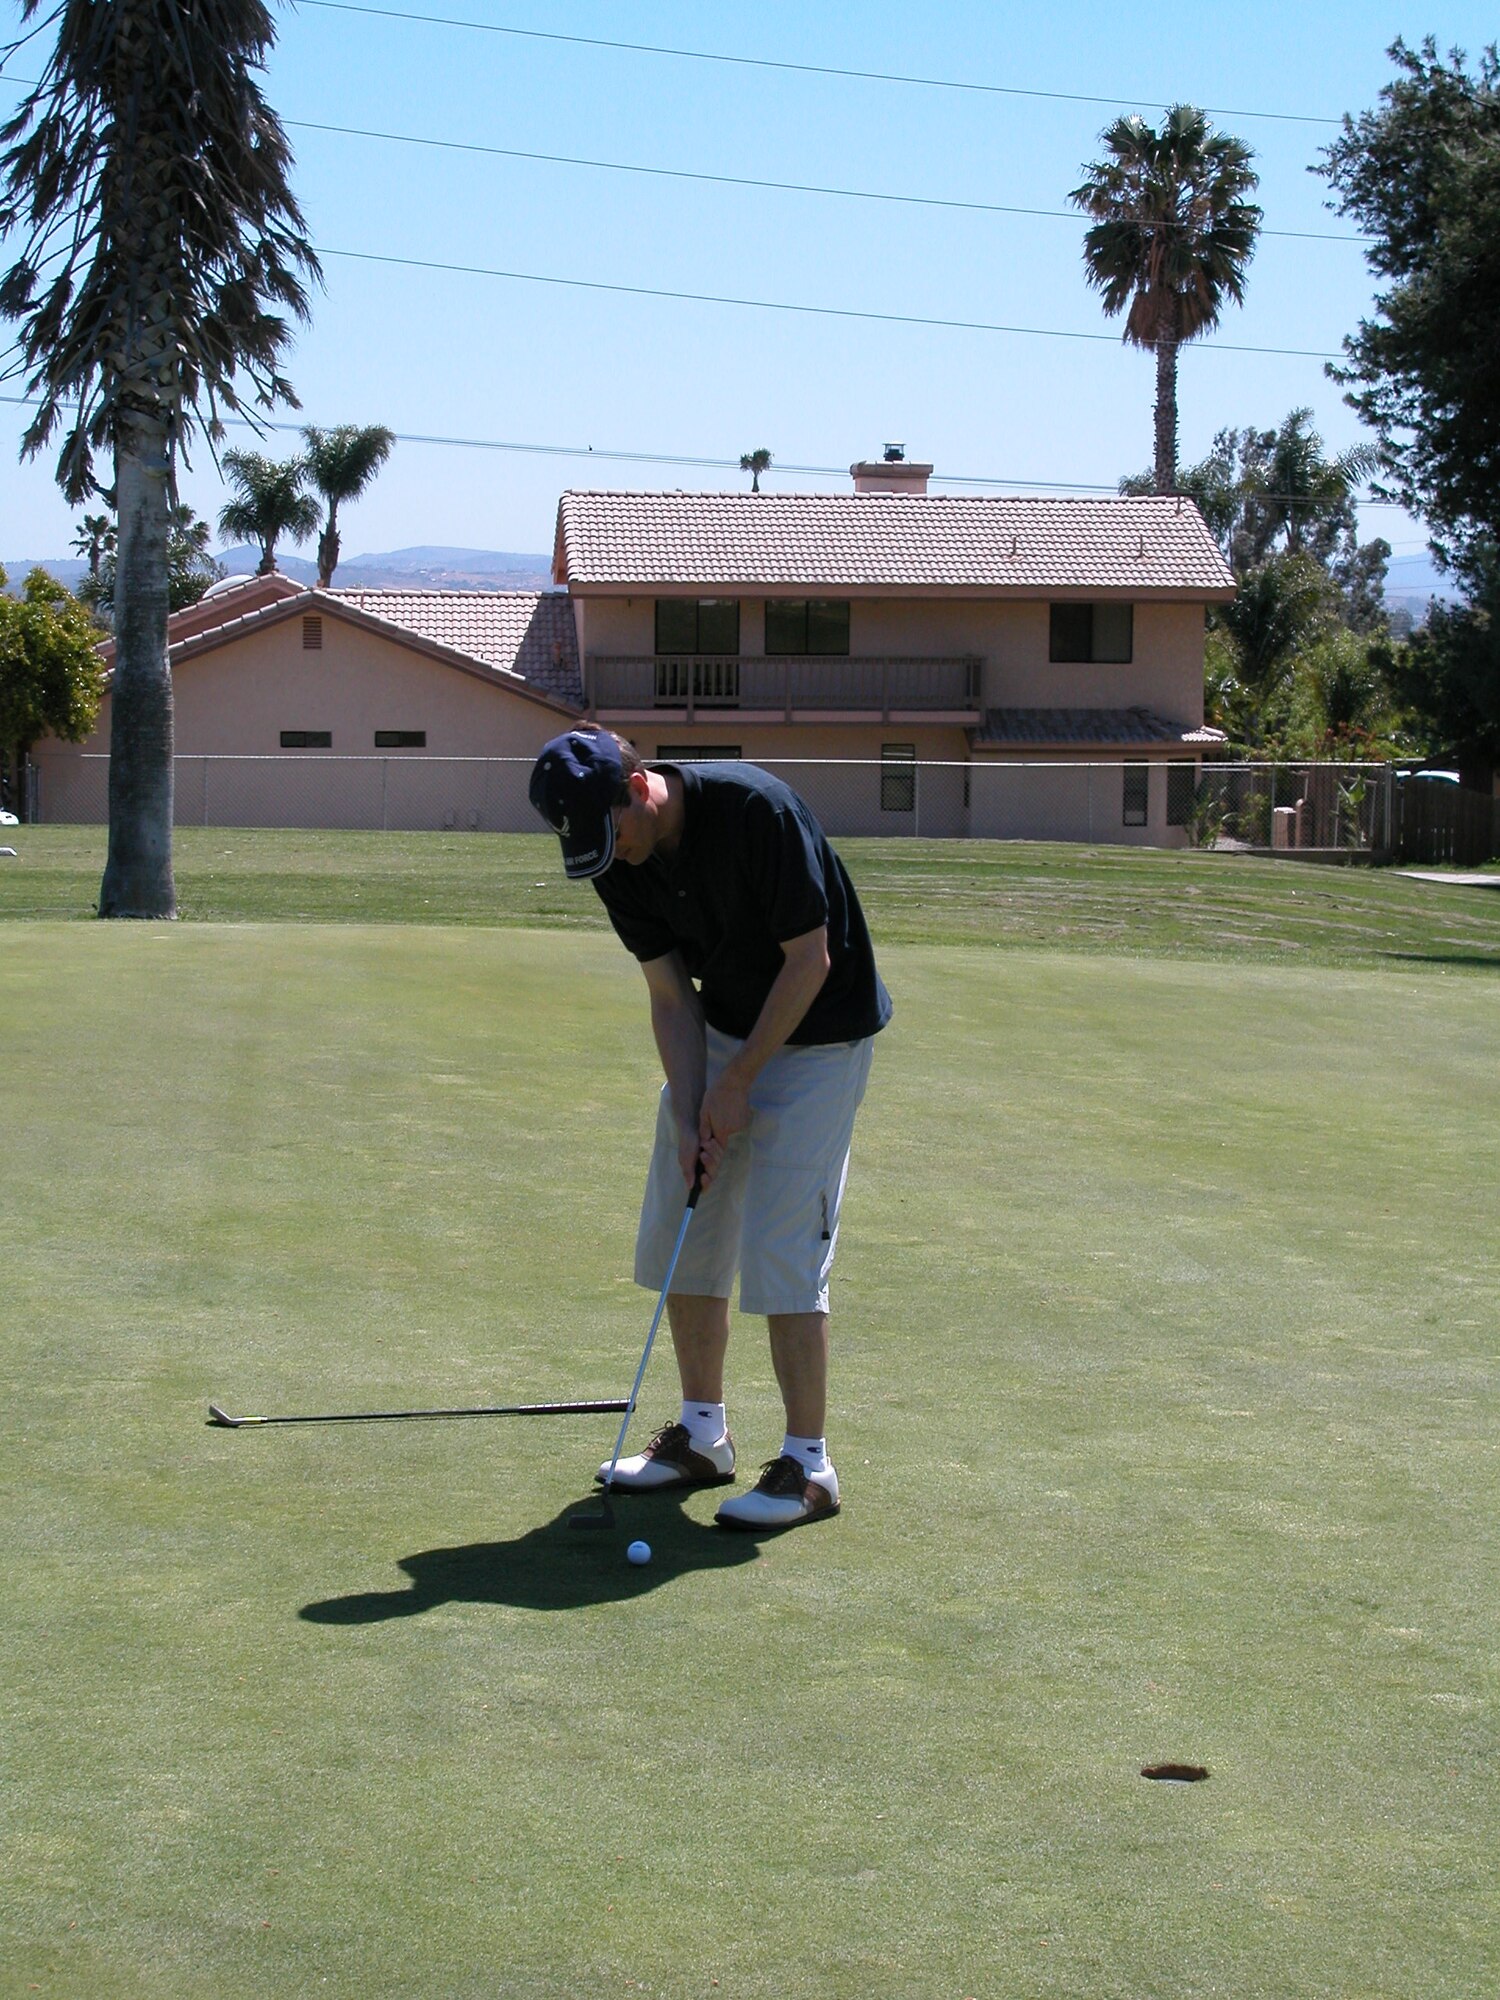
299, 1488, 768, 1624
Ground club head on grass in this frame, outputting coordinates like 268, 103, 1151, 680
206, 1403, 242, 1428
569, 1491, 616, 1530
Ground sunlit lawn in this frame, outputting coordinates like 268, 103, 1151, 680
3, 892, 1497, 1997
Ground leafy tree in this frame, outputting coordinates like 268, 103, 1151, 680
0, 0, 318, 916
1123, 410, 1381, 594
1214, 553, 1331, 747
739, 447, 772, 494
79, 503, 224, 618
302, 424, 395, 587
0, 565, 106, 821
218, 449, 319, 576
1072, 106, 1260, 492
1373, 553, 1500, 784
1319, 38, 1500, 586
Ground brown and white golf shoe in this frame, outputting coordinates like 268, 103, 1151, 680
714, 1455, 840, 1530
596, 1421, 736, 1491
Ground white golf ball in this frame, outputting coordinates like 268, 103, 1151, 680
626, 1540, 652, 1566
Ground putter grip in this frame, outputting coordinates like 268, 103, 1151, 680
687, 1163, 705, 1209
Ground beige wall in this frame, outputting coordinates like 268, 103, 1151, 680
35, 614, 567, 830
580, 592, 1208, 728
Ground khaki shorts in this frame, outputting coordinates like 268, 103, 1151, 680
635, 1026, 876, 1316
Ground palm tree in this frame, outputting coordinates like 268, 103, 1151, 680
218, 451, 320, 576
1251, 408, 1374, 559
71, 511, 114, 581
739, 448, 773, 494
302, 424, 395, 586
0, 0, 318, 917
1072, 107, 1261, 494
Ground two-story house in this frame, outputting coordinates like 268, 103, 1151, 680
556, 455, 1233, 839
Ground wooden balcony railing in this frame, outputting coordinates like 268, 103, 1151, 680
589, 655, 983, 719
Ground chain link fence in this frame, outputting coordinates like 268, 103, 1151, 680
30, 751, 1420, 853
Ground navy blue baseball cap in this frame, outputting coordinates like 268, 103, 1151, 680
529, 729, 625, 879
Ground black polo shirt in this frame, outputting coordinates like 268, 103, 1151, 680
593, 763, 893, 1045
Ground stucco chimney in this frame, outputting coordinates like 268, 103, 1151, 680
850, 444, 932, 495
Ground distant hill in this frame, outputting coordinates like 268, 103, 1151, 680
216, 544, 556, 591
5, 545, 555, 595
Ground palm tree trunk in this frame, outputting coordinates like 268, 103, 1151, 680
1154, 327, 1179, 494
98, 423, 176, 918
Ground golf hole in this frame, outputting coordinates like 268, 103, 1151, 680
1141, 1762, 1209, 1783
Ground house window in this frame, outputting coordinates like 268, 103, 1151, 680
655, 599, 740, 654
881, 743, 916, 813
765, 600, 851, 656
1122, 763, 1149, 827
280, 730, 332, 748
654, 744, 742, 761
375, 730, 426, 749
302, 615, 323, 650
1166, 762, 1197, 827
1049, 602, 1133, 663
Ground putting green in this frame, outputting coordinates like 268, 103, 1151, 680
3, 922, 1496, 1998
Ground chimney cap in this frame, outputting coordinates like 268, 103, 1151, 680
883, 441, 906, 462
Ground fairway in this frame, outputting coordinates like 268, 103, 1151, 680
4, 915, 1498, 1998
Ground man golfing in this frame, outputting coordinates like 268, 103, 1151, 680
530, 729, 891, 1530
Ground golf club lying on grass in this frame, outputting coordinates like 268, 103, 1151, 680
207, 1397, 630, 1429
572, 1165, 704, 1530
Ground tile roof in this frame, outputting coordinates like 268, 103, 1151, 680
554, 492, 1236, 595
326, 589, 582, 706
971, 708, 1229, 749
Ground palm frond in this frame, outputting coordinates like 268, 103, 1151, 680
0, 0, 320, 500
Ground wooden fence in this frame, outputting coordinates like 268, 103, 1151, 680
1391, 780, 1500, 866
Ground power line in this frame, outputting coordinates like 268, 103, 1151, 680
299, 0, 1342, 128
320, 244, 1343, 360
286, 114, 1366, 246
0, 75, 1367, 244
0, 391, 1409, 506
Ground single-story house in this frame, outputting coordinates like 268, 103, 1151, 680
34, 452, 1234, 841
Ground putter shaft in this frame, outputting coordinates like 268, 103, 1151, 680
208, 1397, 629, 1429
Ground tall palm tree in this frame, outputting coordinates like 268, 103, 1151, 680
0, 0, 318, 918
1072, 107, 1261, 494
302, 424, 395, 586
739, 447, 772, 494
218, 450, 320, 576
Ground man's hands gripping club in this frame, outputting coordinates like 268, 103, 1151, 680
644, 926, 832, 1193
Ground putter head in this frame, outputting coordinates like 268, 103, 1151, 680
569, 1489, 616, 1530
206, 1402, 241, 1428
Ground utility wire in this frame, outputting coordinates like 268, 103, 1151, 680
0, 391, 1408, 506
299, 0, 1342, 128
0, 74, 1365, 244
287, 114, 1366, 245
321, 244, 1343, 360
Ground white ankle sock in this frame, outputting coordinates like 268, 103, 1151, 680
681, 1400, 727, 1447
782, 1432, 830, 1477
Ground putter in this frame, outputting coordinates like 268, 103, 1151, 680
207, 1397, 629, 1429
571, 1166, 704, 1529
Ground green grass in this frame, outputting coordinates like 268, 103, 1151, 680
3, 912, 1498, 1998
4, 822, 1500, 969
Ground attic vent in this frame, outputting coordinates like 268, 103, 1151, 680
302, 615, 323, 650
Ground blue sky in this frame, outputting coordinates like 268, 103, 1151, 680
0, 0, 1494, 588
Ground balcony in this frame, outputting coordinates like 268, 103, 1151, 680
588, 654, 983, 721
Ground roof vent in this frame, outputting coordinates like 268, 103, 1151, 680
851, 449, 933, 496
